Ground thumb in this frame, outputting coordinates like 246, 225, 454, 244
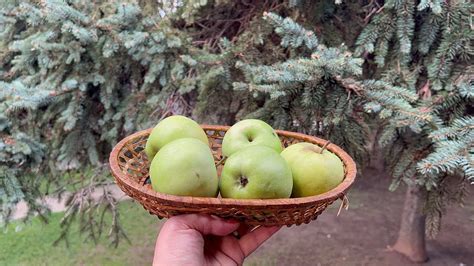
167, 214, 240, 236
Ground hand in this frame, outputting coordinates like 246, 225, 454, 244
153, 214, 280, 266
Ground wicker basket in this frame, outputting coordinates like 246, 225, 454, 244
109, 125, 356, 226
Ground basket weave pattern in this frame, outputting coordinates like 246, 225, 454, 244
109, 125, 356, 226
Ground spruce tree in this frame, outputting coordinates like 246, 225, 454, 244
353, 0, 472, 261
0, 0, 197, 244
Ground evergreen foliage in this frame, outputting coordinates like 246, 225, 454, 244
0, 0, 472, 244
0, 106, 46, 224
352, 0, 472, 237
0, 0, 196, 242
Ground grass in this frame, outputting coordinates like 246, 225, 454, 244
1, 201, 161, 266
2, 200, 276, 266
0, 190, 353, 266
0, 185, 370, 266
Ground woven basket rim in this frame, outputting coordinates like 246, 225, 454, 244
109, 124, 356, 207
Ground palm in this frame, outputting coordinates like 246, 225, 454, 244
203, 234, 247, 265
154, 215, 280, 266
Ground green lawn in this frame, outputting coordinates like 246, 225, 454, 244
1, 201, 160, 266
1, 199, 276, 266
0, 185, 365, 266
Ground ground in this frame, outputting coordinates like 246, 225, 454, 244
245, 166, 474, 266
2, 166, 473, 265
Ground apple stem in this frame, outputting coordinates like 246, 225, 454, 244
216, 156, 227, 167
320, 141, 331, 154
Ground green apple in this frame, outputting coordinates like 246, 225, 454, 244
219, 145, 292, 199
145, 115, 208, 160
149, 138, 218, 197
281, 142, 344, 197
221, 119, 282, 157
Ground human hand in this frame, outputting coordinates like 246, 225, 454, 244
153, 214, 280, 266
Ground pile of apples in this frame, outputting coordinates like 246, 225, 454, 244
145, 115, 344, 199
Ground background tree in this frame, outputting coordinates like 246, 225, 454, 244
352, 0, 472, 261
0, 0, 472, 261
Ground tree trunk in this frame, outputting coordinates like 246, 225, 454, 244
392, 182, 428, 262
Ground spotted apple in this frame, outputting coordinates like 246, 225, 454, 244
281, 142, 344, 197
219, 145, 292, 199
145, 115, 208, 161
149, 138, 218, 197
221, 119, 282, 157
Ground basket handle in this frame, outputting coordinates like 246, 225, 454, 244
336, 194, 349, 216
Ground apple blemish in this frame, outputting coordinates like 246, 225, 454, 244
240, 175, 249, 187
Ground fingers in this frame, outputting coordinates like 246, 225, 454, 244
166, 214, 240, 236
233, 223, 254, 239
238, 226, 281, 257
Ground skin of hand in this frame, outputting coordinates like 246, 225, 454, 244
153, 214, 281, 266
